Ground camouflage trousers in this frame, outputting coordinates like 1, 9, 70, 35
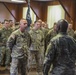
10, 57, 27, 75
28, 51, 44, 73
0, 46, 11, 66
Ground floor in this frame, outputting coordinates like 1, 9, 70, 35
0, 67, 37, 75
1, 66, 76, 75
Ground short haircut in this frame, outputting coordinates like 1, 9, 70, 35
20, 18, 27, 24
4, 19, 9, 23
9, 20, 13, 22
57, 19, 68, 32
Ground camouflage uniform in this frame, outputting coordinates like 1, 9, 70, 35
41, 27, 49, 37
45, 29, 57, 54
0, 27, 12, 66
29, 29, 44, 73
7, 29, 31, 75
13, 25, 19, 31
43, 32, 76, 75
73, 30, 76, 39
41, 27, 48, 55
67, 29, 74, 37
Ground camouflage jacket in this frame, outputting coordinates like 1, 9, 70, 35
45, 29, 57, 52
7, 29, 31, 58
0, 27, 12, 46
46, 29, 57, 43
29, 29, 44, 51
73, 30, 76, 39
41, 27, 49, 37
67, 29, 74, 37
43, 32, 76, 75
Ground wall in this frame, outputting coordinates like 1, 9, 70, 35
0, 1, 76, 30
41, 1, 60, 22
39, 0, 76, 30
0, 2, 18, 22
58, 0, 76, 30
17, 4, 27, 21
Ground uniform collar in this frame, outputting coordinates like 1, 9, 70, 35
18, 29, 25, 35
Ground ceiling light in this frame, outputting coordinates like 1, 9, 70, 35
11, 0, 26, 3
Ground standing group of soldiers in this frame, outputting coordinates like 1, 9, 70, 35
0, 19, 13, 68
0, 18, 76, 75
0, 18, 49, 75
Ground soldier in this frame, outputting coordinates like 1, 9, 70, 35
43, 19, 76, 75
44, 23, 49, 31
9, 20, 15, 30
29, 20, 44, 75
67, 23, 74, 37
30, 23, 34, 30
73, 30, 76, 39
0, 19, 12, 67
7, 18, 31, 75
14, 22, 20, 31
9, 20, 14, 28
40, 22, 49, 55
45, 22, 57, 54
41, 22, 49, 37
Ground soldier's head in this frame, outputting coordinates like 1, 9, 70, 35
42, 22, 46, 28
68, 23, 73, 30
38, 19, 42, 27
44, 23, 48, 28
34, 20, 41, 30
56, 19, 68, 33
19, 18, 27, 31
4, 19, 10, 28
9, 20, 14, 27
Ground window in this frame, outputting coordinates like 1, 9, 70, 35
47, 5, 65, 28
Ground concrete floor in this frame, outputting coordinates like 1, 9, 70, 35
0, 67, 38, 75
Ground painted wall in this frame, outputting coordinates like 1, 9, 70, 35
0, 3, 15, 22
0, 0, 76, 29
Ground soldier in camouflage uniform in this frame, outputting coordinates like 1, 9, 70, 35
41, 22, 49, 37
0, 19, 12, 67
9, 20, 14, 28
40, 22, 49, 55
7, 19, 31, 75
73, 30, 76, 39
43, 19, 76, 75
29, 20, 44, 75
13, 22, 20, 31
9, 20, 16, 31
67, 23, 74, 37
45, 22, 57, 54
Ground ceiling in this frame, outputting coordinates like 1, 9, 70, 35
0, 0, 26, 3
0, 0, 55, 3
32, 0, 54, 1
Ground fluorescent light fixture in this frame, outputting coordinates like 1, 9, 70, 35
11, 0, 26, 3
